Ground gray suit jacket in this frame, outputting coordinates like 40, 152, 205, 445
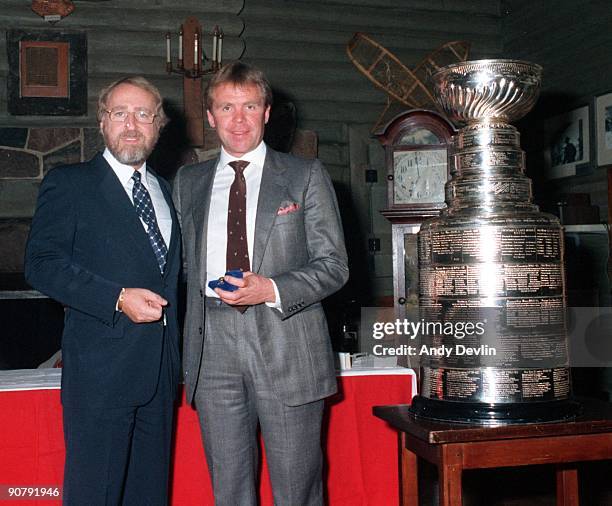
172, 147, 348, 406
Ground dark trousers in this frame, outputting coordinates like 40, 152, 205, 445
62, 339, 174, 506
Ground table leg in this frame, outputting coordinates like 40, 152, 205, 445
400, 432, 419, 506
438, 464, 462, 506
556, 464, 579, 506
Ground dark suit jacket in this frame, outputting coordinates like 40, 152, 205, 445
173, 147, 349, 406
25, 153, 181, 408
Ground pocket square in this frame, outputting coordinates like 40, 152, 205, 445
277, 202, 300, 215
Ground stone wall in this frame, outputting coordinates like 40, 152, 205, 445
0, 0, 506, 299
0, 123, 316, 279
3, 1, 608, 300
0, 127, 102, 275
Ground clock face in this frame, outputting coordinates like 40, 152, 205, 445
393, 149, 447, 205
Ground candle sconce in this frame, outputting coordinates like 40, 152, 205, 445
164, 16, 223, 147
165, 17, 223, 78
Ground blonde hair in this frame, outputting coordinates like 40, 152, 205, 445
205, 61, 273, 111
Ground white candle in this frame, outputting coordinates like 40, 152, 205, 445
178, 26, 183, 61
165, 32, 171, 64
218, 32, 223, 66
212, 33, 217, 64
194, 32, 199, 67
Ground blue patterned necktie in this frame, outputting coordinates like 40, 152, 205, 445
131, 170, 168, 273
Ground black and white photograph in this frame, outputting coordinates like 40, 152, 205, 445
1, 2, 612, 506
596, 91, 612, 166
544, 105, 590, 179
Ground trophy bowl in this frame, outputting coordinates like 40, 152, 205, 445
431, 59, 542, 124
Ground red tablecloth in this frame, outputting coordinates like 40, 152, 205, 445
0, 370, 415, 505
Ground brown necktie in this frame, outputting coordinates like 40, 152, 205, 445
227, 160, 250, 312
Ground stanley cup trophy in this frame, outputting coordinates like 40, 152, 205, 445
410, 60, 580, 423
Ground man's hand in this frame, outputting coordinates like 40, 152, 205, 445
119, 288, 167, 323
215, 272, 275, 307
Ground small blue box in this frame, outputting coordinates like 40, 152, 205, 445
208, 270, 244, 292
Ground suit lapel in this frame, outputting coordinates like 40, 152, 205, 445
190, 159, 217, 286
153, 168, 180, 279
97, 156, 161, 274
253, 150, 288, 273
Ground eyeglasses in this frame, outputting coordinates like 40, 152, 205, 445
105, 109, 157, 124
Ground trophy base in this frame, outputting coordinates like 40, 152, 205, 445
409, 396, 582, 425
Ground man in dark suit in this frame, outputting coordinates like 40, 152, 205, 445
25, 77, 181, 506
172, 62, 348, 505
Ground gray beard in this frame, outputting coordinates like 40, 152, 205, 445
102, 125, 158, 167
111, 145, 149, 166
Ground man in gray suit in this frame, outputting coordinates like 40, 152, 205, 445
172, 62, 348, 505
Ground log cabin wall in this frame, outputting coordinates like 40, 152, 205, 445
0, 0, 245, 279
0, 0, 245, 124
3, 1, 608, 301
240, 0, 505, 300
502, 0, 612, 220
502, 0, 612, 317
0, 0, 505, 297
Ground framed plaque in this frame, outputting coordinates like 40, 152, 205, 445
7, 30, 87, 116
19, 40, 69, 98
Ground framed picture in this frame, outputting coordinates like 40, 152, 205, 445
609, 166, 612, 225
7, 29, 87, 116
596, 92, 612, 167
544, 105, 590, 179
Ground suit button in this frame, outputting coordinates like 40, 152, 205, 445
199, 289, 203, 297
198, 327, 202, 335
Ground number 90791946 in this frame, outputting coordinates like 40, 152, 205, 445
0, 486, 61, 500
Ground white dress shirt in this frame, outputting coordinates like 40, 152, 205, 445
103, 148, 172, 247
205, 142, 280, 308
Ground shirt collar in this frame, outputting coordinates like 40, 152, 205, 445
103, 148, 148, 188
218, 141, 267, 173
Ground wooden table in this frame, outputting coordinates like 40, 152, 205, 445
374, 398, 612, 506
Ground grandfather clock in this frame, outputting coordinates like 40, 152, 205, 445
377, 110, 455, 322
